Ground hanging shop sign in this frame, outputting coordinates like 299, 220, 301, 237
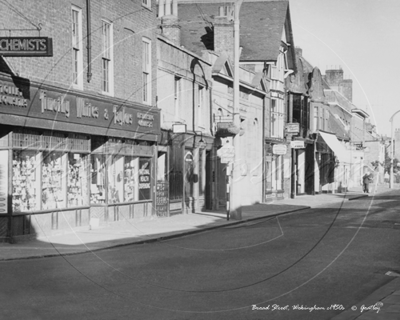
285, 123, 300, 134
272, 144, 287, 155
0, 75, 160, 137
0, 37, 53, 57
291, 140, 305, 149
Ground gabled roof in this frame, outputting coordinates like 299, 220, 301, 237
178, 1, 295, 68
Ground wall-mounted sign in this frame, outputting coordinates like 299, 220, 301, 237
0, 37, 53, 57
218, 145, 235, 164
291, 140, 305, 149
285, 123, 300, 134
155, 181, 169, 217
272, 144, 287, 155
172, 123, 187, 133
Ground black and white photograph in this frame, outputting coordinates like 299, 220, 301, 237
0, 0, 399, 319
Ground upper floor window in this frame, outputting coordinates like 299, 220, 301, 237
142, 38, 152, 104
142, 0, 151, 9
271, 98, 285, 139
72, 7, 83, 88
197, 85, 204, 127
313, 106, 319, 131
174, 76, 181, 117
102, 20, 113, 95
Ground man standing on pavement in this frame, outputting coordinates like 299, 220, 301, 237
362, 171, 373, 193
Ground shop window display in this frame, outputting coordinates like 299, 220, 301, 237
90, 155, 106, 204
68, 153, 88, 207
42, 152, 66, 210
124, 156, 138, 202
108, 155, 124, 204
12, 150, 40, 212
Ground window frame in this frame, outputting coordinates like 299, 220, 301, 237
71, 6, 83, 89
142, 37, 152, 104
142, 0, 151, 9
101, 19, 114, 96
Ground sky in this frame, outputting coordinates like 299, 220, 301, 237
288, 0, 400, 137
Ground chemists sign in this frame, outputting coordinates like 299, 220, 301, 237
0, 37, 53, 57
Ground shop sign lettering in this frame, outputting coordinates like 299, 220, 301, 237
137, 112, 154, 127
113, 106, 133, 126
76, 97, 99, 118
40, 90, 70, 118
0, 84, 28, 108
0, 37, 53, 57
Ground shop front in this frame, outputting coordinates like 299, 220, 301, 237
264, 140, 291, 201
0, 73, 160, 242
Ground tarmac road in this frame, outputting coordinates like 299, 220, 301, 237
1, 190, 400, 320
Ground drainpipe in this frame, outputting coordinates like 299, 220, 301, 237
229, 0, 243, 220
86, 0, 92, 83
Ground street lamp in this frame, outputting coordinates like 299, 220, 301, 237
389, 110, 400, 188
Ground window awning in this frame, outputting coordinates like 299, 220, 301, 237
319, 131, 352, 164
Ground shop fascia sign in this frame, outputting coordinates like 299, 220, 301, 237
291, 140, 305, 149
272, 144, 287, 155
0, 37, 53, 57
0, 78, 158, 132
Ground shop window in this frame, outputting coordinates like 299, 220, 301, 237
42, 152, 66, 210
138, 158, 152, 200
72, 6, 83, 88
157, 152, 167, 182
142, 38, 151, 104
124, 156, 139, 202
90, 155, 106, 204
102, 20, 113, 95
12, 150, 41, 212
271, 155, 283, 191
67, 153, 88, 207
108, 155, 124, 204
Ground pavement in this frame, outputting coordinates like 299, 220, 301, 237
1, 183, 399, 320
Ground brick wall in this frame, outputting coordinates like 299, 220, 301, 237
0, 0, 158, 106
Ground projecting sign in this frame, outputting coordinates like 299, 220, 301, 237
291, 140, 305, 149
272, 144, 287, 155
285, 123, 300, 134
0, 37, 53, 57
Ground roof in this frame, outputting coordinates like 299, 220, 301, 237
324, 89, 354, 114
328, 110, 350, 141
178, 1, 295, 66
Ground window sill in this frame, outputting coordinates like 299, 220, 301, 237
101, 91, 114, 97
141, 3, 152, 11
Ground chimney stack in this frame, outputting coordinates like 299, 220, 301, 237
213, 5, 235, 62
159, 0, 181, 45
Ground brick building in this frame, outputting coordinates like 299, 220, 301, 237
0, 0, 161, 242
